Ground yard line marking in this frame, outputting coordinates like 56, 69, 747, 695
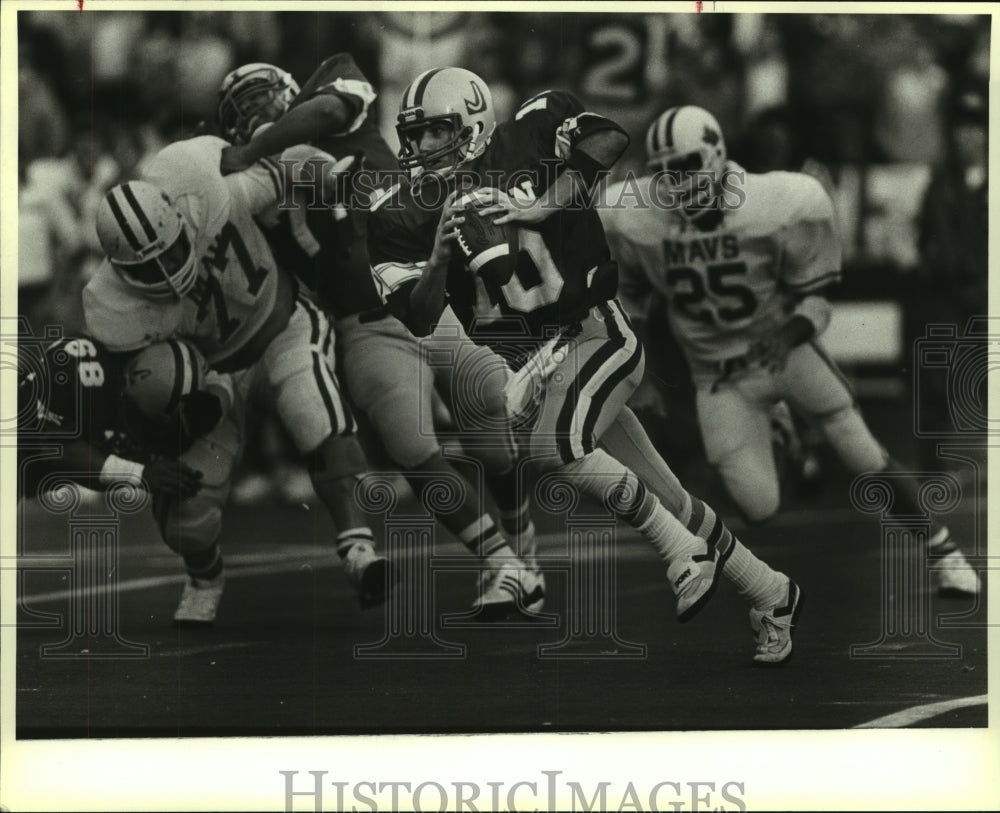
19, 556, 334, 605
151, 641, 263, 658
853, 694, 988, 728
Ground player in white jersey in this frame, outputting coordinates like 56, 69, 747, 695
600, 105, 980, 598
83, 136, 396, 623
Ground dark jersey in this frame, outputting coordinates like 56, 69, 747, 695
368, 90, 628, 354
17, 335, 144, 496
260, 53, 402, 318
18, 336, 125, 446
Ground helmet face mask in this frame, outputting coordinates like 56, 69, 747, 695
646, 106, 727, 221
218, 63, 300, 145
396, 67, 495, 183
97, 181, 199, 302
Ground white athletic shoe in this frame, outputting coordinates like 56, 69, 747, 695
173, 574, 225, 626
473, 562, 546, 621
342, 542, 397, 609
931, 549, 981, 597
668, 553, 720, 623
518, 525, 546, 593
749, 579, 804, 667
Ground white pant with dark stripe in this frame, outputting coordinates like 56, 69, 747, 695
696, 340, 887, 522
252, 295, 356, 454
509, 300, 646, 468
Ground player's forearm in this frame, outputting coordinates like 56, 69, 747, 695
39, 441, 142, 492
241, 96, 352, 162
408, 263, 449, 337
537, 130, 629, 217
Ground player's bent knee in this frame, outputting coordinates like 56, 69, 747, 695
156, 492, 224, 556
274, 364, 352, 454
818, 406, 888, 473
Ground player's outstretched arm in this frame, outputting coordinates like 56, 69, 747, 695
29, 441, 203, 500
408, 192, 465, 336
221, 95, 354, 174
483, 128, 629, 226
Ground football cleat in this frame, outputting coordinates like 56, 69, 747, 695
930, 549, 981, 597
472, 562, 546, 621
173, 573, 225, 626
668, 552, 720, 623
749, 579, 804, 667
342, 542, 398, 609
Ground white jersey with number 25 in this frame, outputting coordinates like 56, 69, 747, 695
600, 163, 841, 369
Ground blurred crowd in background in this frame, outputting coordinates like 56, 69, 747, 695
17, 9, 990, 503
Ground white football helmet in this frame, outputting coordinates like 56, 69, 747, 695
217, 62, 300, 145
96, 181, 197, 301
396, 67, 496, 179
645, 105, 727, 218
124, 339, 208, 418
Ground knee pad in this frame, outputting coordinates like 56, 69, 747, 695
306, 433, 369, 482
818, 405, 888, 474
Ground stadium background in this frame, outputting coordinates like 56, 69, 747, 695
11, 8, 991, 741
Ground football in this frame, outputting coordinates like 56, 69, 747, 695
454, 187, 519, 279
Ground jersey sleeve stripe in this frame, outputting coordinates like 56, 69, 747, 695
784, 271, 841, 294
260, 157, 283, 200
105, 189, 142, 251
122, 182, 159, 242
372, 261, 425, 291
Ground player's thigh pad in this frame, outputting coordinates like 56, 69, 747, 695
156, 415, 241, 555
339, 316, 440, 469
263, 298, 355, 454
529, 303, 645, 469
696, 383, 779, 522
781, 342, 888, 473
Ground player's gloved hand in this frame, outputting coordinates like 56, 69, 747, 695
744, 335, 793, 374
142, 457, 203, 500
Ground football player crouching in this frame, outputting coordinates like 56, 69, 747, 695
84, 138, 396, 613
17, 333, 204, 504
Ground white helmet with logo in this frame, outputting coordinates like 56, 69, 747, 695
96, 181, 197, 301
124, 339, 208, 418
645, 105, 727, 218
217, 62, 300, 145
396, 66, 496, 178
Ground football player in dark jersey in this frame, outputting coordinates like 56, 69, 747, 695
368, 68, 804, 655
17, 334, 203, 501
214, 58, 544, 619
